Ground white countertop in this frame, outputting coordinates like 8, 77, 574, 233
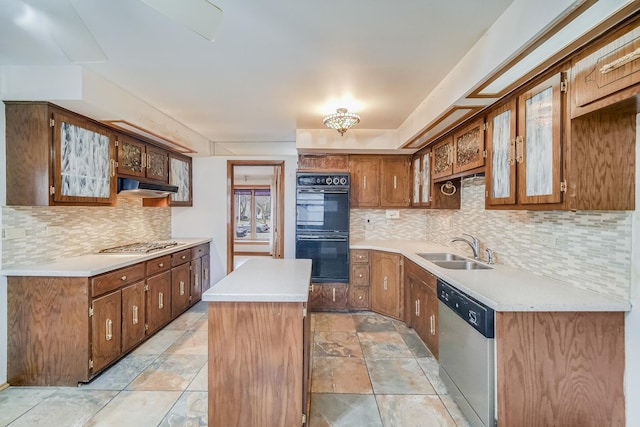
352, 240, 631, 312
0, 238, 211, 277
202, 258, 312, 303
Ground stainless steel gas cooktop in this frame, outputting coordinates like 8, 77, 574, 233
99, 241, 179, 254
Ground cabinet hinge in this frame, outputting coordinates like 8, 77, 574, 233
89, 359, 94, 369
399, 258, 404, 266
144, 323, 149, 331
144, 284, 149, 291
560, 79, 568, 93
114, 139, 119, 147
302, 413, 307, 425
560, 180, 567, 192
49, 118, 55, 127
50, 186, 55, 195
89, 307, 94, 317
483, 122, 488, 131
483, 150, 487, 159
302, 307, 307, 318
485, 190, 489, 198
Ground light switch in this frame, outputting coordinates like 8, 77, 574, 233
385, 210, 400, 219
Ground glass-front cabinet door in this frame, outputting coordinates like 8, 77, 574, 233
117, 135, 146, 178
421, 152, 431, 206
452, 118, 485, 174
432, 136, 454, 180
517, 73, 564, 205
169, 154, 192, 206
412, 156, 421, 206
486, 100, 517, 206
52, 112, 115, 204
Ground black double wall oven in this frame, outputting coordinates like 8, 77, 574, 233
295, 173, 350, 283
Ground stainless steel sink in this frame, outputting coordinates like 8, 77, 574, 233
417, 253, 467, 261
433, 260, 493, 270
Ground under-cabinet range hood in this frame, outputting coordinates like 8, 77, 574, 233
117, 177, 178, 198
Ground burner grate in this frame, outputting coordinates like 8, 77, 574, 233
99, 241, 179, 254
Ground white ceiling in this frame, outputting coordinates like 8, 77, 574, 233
0, 0, 514, 144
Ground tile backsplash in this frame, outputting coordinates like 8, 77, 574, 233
2, 197, 171, 268
351, 177, 632, 300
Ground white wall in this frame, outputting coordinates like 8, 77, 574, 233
171, 155, 298, 285
626, 116, 640, 425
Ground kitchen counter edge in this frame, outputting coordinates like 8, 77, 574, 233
351, 240, 631, 312
1, 238, 212, 277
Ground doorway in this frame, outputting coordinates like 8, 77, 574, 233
227, 160, 285, 273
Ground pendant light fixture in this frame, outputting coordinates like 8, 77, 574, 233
323, 108, 360, 136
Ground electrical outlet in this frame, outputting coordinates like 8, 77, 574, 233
385, 210, 400, 219
365, 218, 374, 231
3, 228, 26, 240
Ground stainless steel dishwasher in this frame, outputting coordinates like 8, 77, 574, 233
438, 279, 496, 427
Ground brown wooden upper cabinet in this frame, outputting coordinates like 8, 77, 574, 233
5, 102, 117, 206
297, 154, 349, 171
169, 153, 193, 206
572, 16, 640, 117
486, 72, 565, 208
117, 134, 169, 183
350, 155, 410, 208
431, 118, 485, 182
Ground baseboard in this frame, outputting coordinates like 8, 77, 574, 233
0, 382, 9, 391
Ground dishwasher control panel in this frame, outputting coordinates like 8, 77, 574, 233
437, 279, 495, 338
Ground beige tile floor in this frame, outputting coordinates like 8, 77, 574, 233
0, 304, 470, 427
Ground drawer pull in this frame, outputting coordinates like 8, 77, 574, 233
120, 275, 127, 281
180, 281, 185, 295
332, 288, 336, 302
159, 292, 164, 309
600, 48, 640, 74
106, 319, 113, 341
181, 255, 186, 260
159, 263, 164, 268
132, 305, 139, 324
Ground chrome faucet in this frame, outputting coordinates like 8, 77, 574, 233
450, 233, 480, 259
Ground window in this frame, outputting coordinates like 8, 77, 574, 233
234, 187, 271, 240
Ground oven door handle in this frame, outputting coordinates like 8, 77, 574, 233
297, 189, 348, 194
297, 236, 348, 242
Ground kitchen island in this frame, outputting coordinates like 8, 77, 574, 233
202, 258, 312, 427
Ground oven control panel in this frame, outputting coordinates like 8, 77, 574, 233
297, 173, 350, 187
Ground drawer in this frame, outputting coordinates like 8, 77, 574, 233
573, 19, 640, 108
92, 263, 145, 298
350, 249, 370, 264
146, 255, 171, 276
171, 249, 192, 267
349, 286, 370, 310
191, 243, 210, 260
350, 264, 370, 287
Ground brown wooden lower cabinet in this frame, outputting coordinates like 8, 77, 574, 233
404, 258, 438, 359
348, 286, 370, 310
496, 311, 625, 426
370, 251, 403, 319
208, 301, 311, 427
6, 242, 210, 386
121, 281, 146, 352
309, 283, 348, 311
146, 270, 172, 335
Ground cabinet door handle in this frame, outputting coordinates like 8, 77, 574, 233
132, 305, 139, 324
516, 136, 524, 164
363, 175, 367, 189
393, 175, 397, 189
204, 268, 209, 281
120, 275, 127, 281
415, 300, 418, 316
358, 273, 363, 278
448, 145, 454, 165
147, 153, 152, 169
508, 139, 516, 166
332, 288, 336, 302
110, 159, 116, 177
180, 281, 185, 295
159, 292, 164, 309
141, 152, 146, 168
106, 319, 113, 341
195, 274, 199, 288
383, 277, 388, 291
417, 299, 421, 316
430, 315, 435, 335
